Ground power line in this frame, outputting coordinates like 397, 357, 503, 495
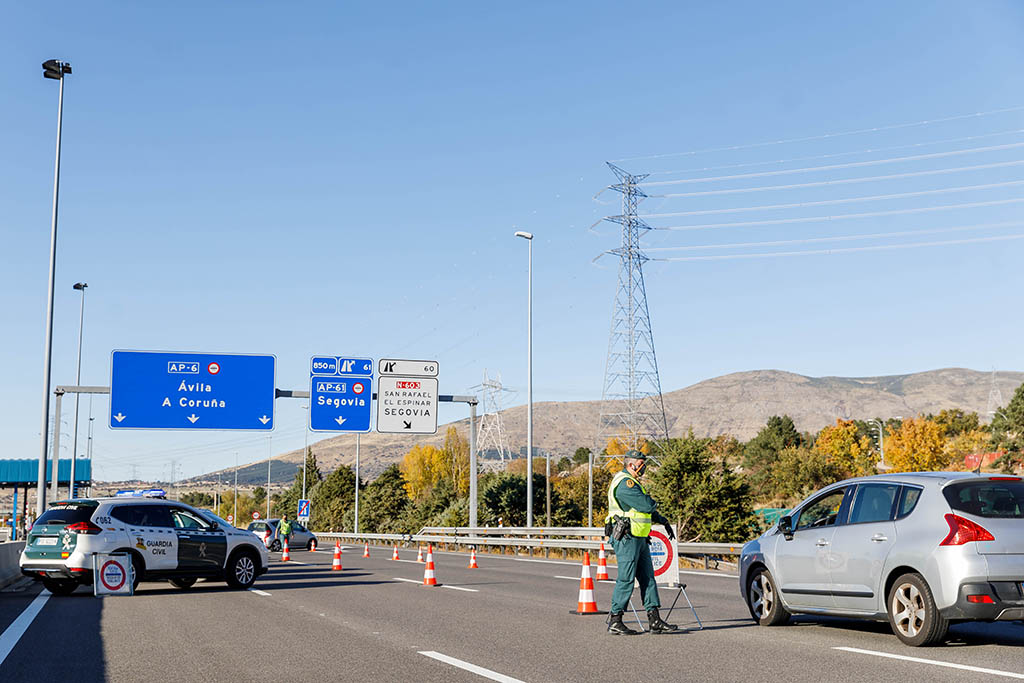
610, 105, 1024, 162
642, 127, 1024, 178
643, 221, 1024, 252
638, 179, 1024, 219
647, 159, 1024, 199
651, 233, 1024, 262
640, 141, 1024, 188
649, 197, 1024, 232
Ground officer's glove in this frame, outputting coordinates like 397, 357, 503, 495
664, 524, 675, 541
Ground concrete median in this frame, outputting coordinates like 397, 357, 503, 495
0, 541, 26, 589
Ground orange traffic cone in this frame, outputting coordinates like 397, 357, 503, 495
570, 551, 606, 615
468, 548, 479, 569
363, 542, 370, 558
422, 545, 438, 586
391, 545, 400, 561
332, 541, 342, 570
416, 546, 424, 562
596, 543, 610, 581
281, 536, 291, 562
310, 538, 317, 552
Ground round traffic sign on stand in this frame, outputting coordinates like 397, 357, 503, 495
252, 511, 260, 520
226, 514, 234, 523
100, 559, 127, 591
648, 529, 673, 578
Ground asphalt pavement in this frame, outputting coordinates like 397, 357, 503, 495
2, 545, 1023, 682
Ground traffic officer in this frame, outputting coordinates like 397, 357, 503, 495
605, 450, 681, 635
278, 514, 293, 547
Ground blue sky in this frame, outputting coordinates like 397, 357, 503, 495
4, 2, 1024, 482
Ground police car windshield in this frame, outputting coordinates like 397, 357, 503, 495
200, 511, 233, 528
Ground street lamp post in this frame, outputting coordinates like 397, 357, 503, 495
868, 416, 902, 469
514, 231, 534, 527
36, 59, 72, 517
70, 282, 87, 498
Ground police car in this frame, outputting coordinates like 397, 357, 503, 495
20, 490, 270, 595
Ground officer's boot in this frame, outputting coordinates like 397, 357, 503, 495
647, 607, 681, 634
607, 612, 638, 636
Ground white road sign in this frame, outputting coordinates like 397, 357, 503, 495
93, 552, 134, 596
648, 527, 680, 587
378, 359, 438, 377
376, 376, 439, 434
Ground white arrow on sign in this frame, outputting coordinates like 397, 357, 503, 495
187, 414, 199, 423
335, 416, 346, 426
259, 415, 271, 425
113, 413, 126, 423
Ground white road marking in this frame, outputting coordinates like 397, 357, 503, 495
419, 650, 524, 683
834, 647, 1024, 680
279, 560, 307, 565
442, 585, 479, 593
680, 569, 737, 579
248, 589, 272, 596
0, 590, 50, 666
554, 575, 580, 580
393, 577, 422, 584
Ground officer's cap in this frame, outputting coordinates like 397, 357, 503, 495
623, 450, 647, 462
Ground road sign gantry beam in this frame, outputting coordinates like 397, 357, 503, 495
41, 385, 480, 526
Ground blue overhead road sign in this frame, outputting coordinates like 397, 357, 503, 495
309, 355, 372, 433
110, 350, 276, 430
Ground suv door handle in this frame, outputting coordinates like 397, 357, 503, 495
815, 539, 829, 547
870, 534, 888, 542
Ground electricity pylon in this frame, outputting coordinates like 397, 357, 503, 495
471, 369, 512, 463
596, 163, 669, 455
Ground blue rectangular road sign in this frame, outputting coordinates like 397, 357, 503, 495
110, 350, 276, 430
309, 356, 372, 433
297, 499, 311, 519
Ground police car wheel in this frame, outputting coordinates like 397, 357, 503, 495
170, 577, 197, 589
41, 578, 78, 596
226, 551, 258, 589
270, 540, 282, 552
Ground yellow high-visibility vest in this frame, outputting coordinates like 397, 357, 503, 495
606, 471, 652, 538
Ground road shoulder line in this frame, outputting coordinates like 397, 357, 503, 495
0, 590, 50, 667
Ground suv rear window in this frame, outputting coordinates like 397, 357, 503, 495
943, 480, 1024, 519
34, 502, 98, 526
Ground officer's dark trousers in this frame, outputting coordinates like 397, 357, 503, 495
610, 535, 660, 613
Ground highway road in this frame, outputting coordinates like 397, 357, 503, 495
2, 545, 1023, 682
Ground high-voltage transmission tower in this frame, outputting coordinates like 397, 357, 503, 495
986, 369, 1004, 416
471, 369, 512, 464
596, 163, 669, 454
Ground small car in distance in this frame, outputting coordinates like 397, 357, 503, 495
247, 518, 317, 551
739, 473, 1024, 646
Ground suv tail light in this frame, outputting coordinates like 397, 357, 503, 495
65, 521, 103, 535
940, 513, 994, 546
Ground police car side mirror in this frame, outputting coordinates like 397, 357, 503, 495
778, 516, 794, 540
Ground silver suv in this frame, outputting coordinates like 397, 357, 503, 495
739, 472, 1024, 646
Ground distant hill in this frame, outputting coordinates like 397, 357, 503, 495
181, 368, 1023, 487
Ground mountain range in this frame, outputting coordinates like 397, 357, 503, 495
182, 367, 1022, 487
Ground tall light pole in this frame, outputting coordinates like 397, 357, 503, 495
69, 282, 87, 498
868, 416, 902, 469
36, 59, 72, 517
514, 230, 534, 527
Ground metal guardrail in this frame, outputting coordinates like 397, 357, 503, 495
312, 527, 745, 559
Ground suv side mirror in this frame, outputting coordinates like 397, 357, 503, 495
209, 521, 220, 530
778, 515, 794, 540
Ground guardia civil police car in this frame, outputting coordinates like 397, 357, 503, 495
20, 490, 270, 595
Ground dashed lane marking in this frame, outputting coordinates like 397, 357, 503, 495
248, 589, 272, 596
834, 646, 1024, 680
0, 590, 50, 667
419, 650, 524, 683
392, 577, 479, 592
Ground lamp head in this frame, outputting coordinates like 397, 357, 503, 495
514, 231, 533, 240
73, 282, 88, 291
42, 60, 72, 80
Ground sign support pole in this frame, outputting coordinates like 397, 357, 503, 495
354, 435, 360, 534
50, 390, 63, 500
469, 400, 478, 528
